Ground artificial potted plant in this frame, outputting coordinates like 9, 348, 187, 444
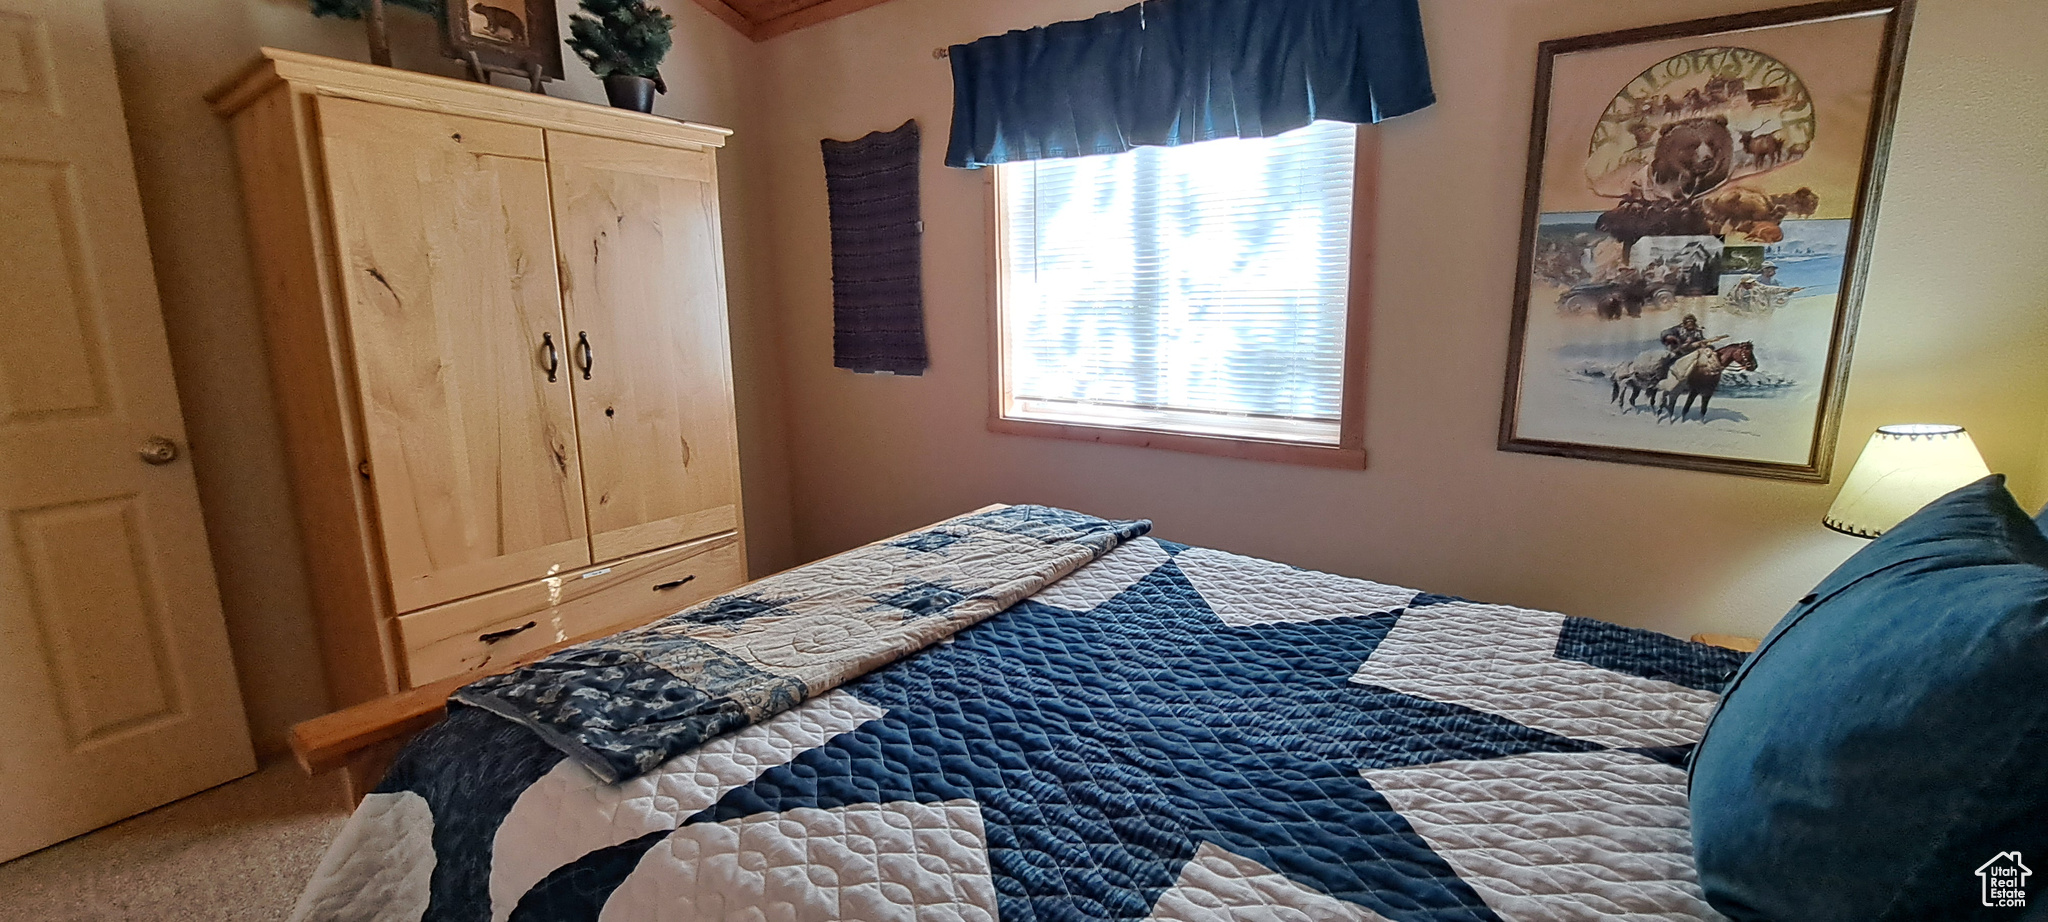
567, 0, 673, 112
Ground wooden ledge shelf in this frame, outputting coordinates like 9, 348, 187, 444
1691, 633, 1761, 653
292, 645, 542, 777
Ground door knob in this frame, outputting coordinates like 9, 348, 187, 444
139, 436, 180, 465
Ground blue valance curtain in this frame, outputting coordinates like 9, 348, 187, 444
944, 0, 1434, 170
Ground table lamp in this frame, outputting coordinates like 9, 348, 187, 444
1823, 424, 1991, 538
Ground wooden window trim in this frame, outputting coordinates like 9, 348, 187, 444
984, 125, 1377, 471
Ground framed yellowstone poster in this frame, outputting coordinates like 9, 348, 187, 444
1499, 1, 1914, 481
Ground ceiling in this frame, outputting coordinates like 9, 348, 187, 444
687, 0, 899, 42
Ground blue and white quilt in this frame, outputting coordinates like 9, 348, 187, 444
293, 511, 1746, 922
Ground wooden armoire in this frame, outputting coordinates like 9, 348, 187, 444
210, 50, 748, 709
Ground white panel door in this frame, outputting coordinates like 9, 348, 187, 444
0, 0, 255, 861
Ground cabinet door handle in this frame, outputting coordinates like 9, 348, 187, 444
479, 621, 538, 644
653, 575, 696, 592
576, 331, 594, 380
540, 333, 559, 383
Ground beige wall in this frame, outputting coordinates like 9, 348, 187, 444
753, 0, 2048, 640
100, 0, 2048, 754
103, 0, 792, 755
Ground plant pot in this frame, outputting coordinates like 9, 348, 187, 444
603, 74, 656, 113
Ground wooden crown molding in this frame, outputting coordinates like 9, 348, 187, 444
208, 48, 733, 151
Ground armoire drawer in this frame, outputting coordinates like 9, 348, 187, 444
396, 532, 744, 687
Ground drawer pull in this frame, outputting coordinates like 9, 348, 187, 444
653, 575, 697, 592
479, 621, 538, 644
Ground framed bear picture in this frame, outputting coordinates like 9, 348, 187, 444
443, 0, 563, 87
1498, 1, 1914, 481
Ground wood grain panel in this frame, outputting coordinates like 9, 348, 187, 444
209, 50, 731, 154
687, 0, 899, 41
588, 503, 737, 564
723, 0, 814, 22
319, 96, 592, 612
221, 85, 405, 705
1691, 633, 1761, 653
210, 52, 741, 715
397, 531, 743, 685
291, 508, 1003, 783
745, 0, 900, 41
547, 131, 745, 564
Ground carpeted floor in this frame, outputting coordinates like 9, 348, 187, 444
0, 763, 351, 921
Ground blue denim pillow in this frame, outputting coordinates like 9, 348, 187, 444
1690, 476, 2048, 921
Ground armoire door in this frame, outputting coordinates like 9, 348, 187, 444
0, 0, 255, 861
546, 131, 744, 563
318, 98, 591, 613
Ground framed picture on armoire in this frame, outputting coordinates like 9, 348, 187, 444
443, 0, 564, 83
1499, 1, 1915, 482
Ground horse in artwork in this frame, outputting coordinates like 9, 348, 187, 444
1612, 334, 1730, 412
1660, 341, 1758, 422
1610, 348, 1678, 411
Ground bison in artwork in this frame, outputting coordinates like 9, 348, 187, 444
1699, 185, 1821, 243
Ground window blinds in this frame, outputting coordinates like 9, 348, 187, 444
998, 121, 1357, 444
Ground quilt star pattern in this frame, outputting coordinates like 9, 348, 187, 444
293, 531, 1746, 922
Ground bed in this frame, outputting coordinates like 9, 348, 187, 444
289, 505, 1746, 922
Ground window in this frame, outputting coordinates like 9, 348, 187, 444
991, 121, 1366, 466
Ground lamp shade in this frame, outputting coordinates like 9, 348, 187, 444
1824, 425, 1992, 538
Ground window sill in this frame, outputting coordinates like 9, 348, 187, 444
989, 416, 1367, 470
